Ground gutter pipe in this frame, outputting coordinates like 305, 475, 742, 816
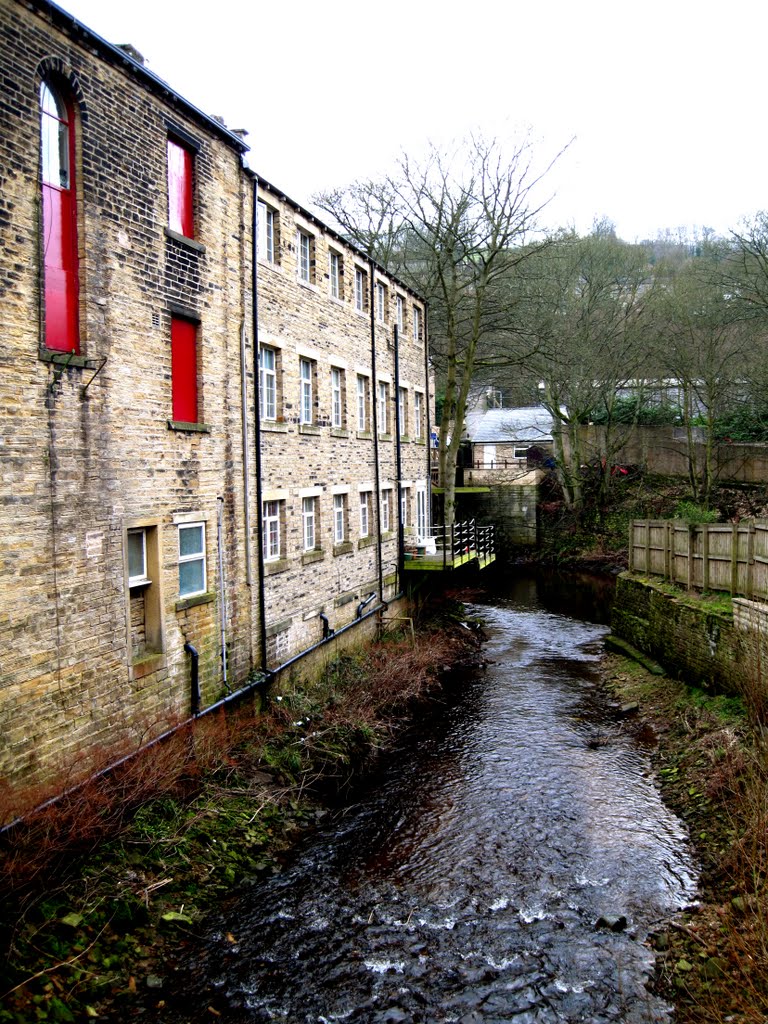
369, 259, 385, 613
393, 323, 404, 582
251, 179, 270, 677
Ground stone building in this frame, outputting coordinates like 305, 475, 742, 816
0, 0, 430, 821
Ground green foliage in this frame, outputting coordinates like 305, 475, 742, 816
673, 500, 719, 523
588, 395, 680, 426
713, 406, 768, 443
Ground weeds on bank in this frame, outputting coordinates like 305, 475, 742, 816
0, 619, 471, 1023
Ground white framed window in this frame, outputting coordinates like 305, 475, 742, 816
178, 523, 206, 598
257, 201, 276, 263
357, 375, 368, 431
331, 367, 343, 428
376, 282, 386, 323
413, 305, 422, 342
355, 267, 366, 312
300, 358, 313, 424
259, 345, 277, 421
298, 229, 313, 282
329, 250, 342, 299
381, 489, 391, 533
302, 497, 316, 551
414, 391, 423, 439
416, 486, 428, 540
359, 491, 371, 538
127, 528, 149, 586
263, 500, 281, 561
398, 387, 407, 436
378, 380, 388, 434
333, 493, 346, 544
396, 295, 404, 333
400, 486, 410, 528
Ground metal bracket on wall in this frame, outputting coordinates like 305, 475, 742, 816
81, 357, 107, 394
47, 351, 75, 395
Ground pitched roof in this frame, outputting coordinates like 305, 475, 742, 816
464, 406, 554, 444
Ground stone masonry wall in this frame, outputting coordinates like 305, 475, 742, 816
611, 574, 748, 696
253, 181, 431, 666
0, 1, 256, 818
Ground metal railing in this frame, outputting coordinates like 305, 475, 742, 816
405, 519, 495, 570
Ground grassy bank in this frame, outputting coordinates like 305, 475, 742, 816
0, 606, 483, 1023
602, 651, 768, 1022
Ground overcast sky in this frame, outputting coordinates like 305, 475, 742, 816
58, 0, 768, 243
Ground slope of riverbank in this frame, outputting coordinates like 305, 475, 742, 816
0, 605, 484, 1023
601, 651, 768, 1023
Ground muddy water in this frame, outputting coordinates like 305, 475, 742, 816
179, 575, 697, 1023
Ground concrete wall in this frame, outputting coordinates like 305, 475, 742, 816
581, 425, 768, 483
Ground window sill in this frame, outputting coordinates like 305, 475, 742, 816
356, 431, 372, 441
129, 577, 152, 590
165, 227, 206, 253
379, 433, 392, 442
358, 536, 375, 550
329, 294, 345, 306
265, 615, 293, 638
381, 532, 396, 543
330, 428, 349, 438
261, 420, 289, 433
297, 278, 319, 292
299, 424, 321, 436
168, 420, 211, 433
333, 541, 354, 557
176, 590, 215, 612
39, 349, 99, 370
400, 434, 411, 443
301, 549, 325, 565
131, 651, 165, 679
264, 558, 291, 576
413, 438, 426, 445
258, 257, 282, 272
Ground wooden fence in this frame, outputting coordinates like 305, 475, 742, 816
629, 519, 768, 600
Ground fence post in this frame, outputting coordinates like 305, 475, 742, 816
664, 521, 672, 581
687, 525, 694, 590
645, 521, 651, 574
731, 522, 739, 596
628, 522, 635, 572
702, 525, 710, 592
747, 522, 755, 600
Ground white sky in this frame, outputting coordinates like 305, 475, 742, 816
58, 0, 768, 243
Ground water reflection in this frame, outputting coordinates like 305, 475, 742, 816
172, 573, 695, 1023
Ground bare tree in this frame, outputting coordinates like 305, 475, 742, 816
314, 134, 563, 526
652, 241, 756, 505
511, 226, 655, 507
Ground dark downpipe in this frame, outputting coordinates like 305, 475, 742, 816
185, 642, 200, 716
393, 323, 404, 583
369, 259, 385, 613
319, 612, 334, 640
251, 179, 270, 677
423, 304, 432, 533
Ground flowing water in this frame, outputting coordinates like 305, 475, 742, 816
173, 574, 697, 1023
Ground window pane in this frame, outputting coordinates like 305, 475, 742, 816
179, 524, 203, 557
127, 531, 146, 580
179, 558, 205, 596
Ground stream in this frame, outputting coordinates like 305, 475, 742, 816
171, 573, 697, 1022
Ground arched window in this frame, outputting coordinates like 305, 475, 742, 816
40, 80, 79, 353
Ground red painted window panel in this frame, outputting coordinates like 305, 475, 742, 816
40, 83, 79, 353
167, 139, 194, 238
171, 317, 198, 423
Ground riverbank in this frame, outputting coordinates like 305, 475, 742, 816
0, 603, 485, 1023
601, 650, 768, 1023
